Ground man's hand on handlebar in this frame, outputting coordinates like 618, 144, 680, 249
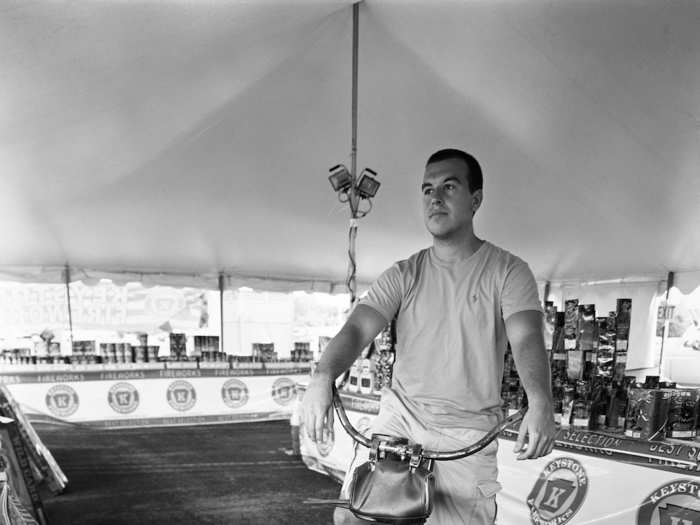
300, 372, 335, 444
513, 403, 556, 460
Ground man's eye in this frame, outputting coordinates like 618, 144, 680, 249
445, 184, 455, 191
423, 188, 433, 195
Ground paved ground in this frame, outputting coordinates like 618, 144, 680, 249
35, 420, 340, 525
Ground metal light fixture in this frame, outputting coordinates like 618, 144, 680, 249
328, 164, 352, 193
356, 168, 380, 199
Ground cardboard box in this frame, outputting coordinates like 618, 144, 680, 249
624, 387, 671, 440
544, 302, 557, 351
564, 299, 579, 350
577, 304, 596, 350
666, 388, 699, 440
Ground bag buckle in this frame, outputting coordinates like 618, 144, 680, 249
409, 444, 423, 472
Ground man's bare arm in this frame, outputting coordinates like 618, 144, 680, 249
505, 309, 556, 460
301, 304, 388, 443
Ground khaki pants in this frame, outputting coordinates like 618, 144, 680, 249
335, 393, 500, 525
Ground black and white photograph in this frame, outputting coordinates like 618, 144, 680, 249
1, 1, 699, 524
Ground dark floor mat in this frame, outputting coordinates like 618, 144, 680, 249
35, 420, 339, 525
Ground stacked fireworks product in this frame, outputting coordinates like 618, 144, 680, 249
505, 298, 700, 442
623, 378, 699, 441
344, 322, 395, 396
291, 342, 313, 362
195, 336, 224, 362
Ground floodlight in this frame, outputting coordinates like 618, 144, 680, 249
328, 164, 352, 193
357, 168, 380, 198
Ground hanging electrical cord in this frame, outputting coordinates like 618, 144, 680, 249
326, 3, 380, 307
328, 164, 380, 306
346, 220, 358, 304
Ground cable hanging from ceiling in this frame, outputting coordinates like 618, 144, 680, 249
326, 2, 380, 307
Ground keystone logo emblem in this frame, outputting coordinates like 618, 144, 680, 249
271, 378, 296, 406
221, 379, 249, 409
166, 380, 197, 412
637, 479, 699, 525
107, 382, 140, 414
45, 384, 80, 418
527, 457, 588, 525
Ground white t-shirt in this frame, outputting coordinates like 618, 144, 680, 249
359, 241, 542, 431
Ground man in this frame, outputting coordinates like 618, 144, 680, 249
301, 149, 556, 524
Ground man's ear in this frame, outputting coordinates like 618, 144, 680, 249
472, 189, 483, 215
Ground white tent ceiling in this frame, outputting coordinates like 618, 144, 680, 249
2, 0, 699, 291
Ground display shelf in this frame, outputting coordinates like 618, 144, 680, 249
296, 384, 700, 525
296, 383, 700, 474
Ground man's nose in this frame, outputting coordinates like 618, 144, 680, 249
431, 188, 444, 203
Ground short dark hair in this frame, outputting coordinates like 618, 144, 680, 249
426, 149, 483, 193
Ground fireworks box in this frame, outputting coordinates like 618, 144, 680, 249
0, 417, 47, 525
596, 317, 614, 378
602, 313, 618, 376
615, 298, 632, 343
666, 388, 699, 440
614, 300, 631, 381
583, 349, 598, 381
567, 350, 584, 381
543, 302, 557, 350
624, 387, 671, 440
147, 346, 159, 362
614, 299, 631, 352
564, 299, 579, 350
169, 333, 187, 359
106, 343, 117, 364
577, 304, 597, 350
133, 345, 147, 363
72, 340, 95, 355
550, 313, 568, 383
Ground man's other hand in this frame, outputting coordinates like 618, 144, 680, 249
300, 372, 335, 444
513, 403, 556, 460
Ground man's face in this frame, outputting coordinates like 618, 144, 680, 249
421, 158, 482, 239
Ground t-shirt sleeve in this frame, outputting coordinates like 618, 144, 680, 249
501, 258, 543, 321
357, 263, 404, 324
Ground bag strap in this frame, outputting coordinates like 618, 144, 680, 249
332, 384, 524, 461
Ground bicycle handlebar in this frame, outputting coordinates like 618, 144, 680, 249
331, 384, 524, 461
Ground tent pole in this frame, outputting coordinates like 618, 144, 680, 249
346, 2, 360, 307
219, 273, 225, 356
351, 2, 359, 185
64, 263, 74, 354
658, 271, 674, 378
